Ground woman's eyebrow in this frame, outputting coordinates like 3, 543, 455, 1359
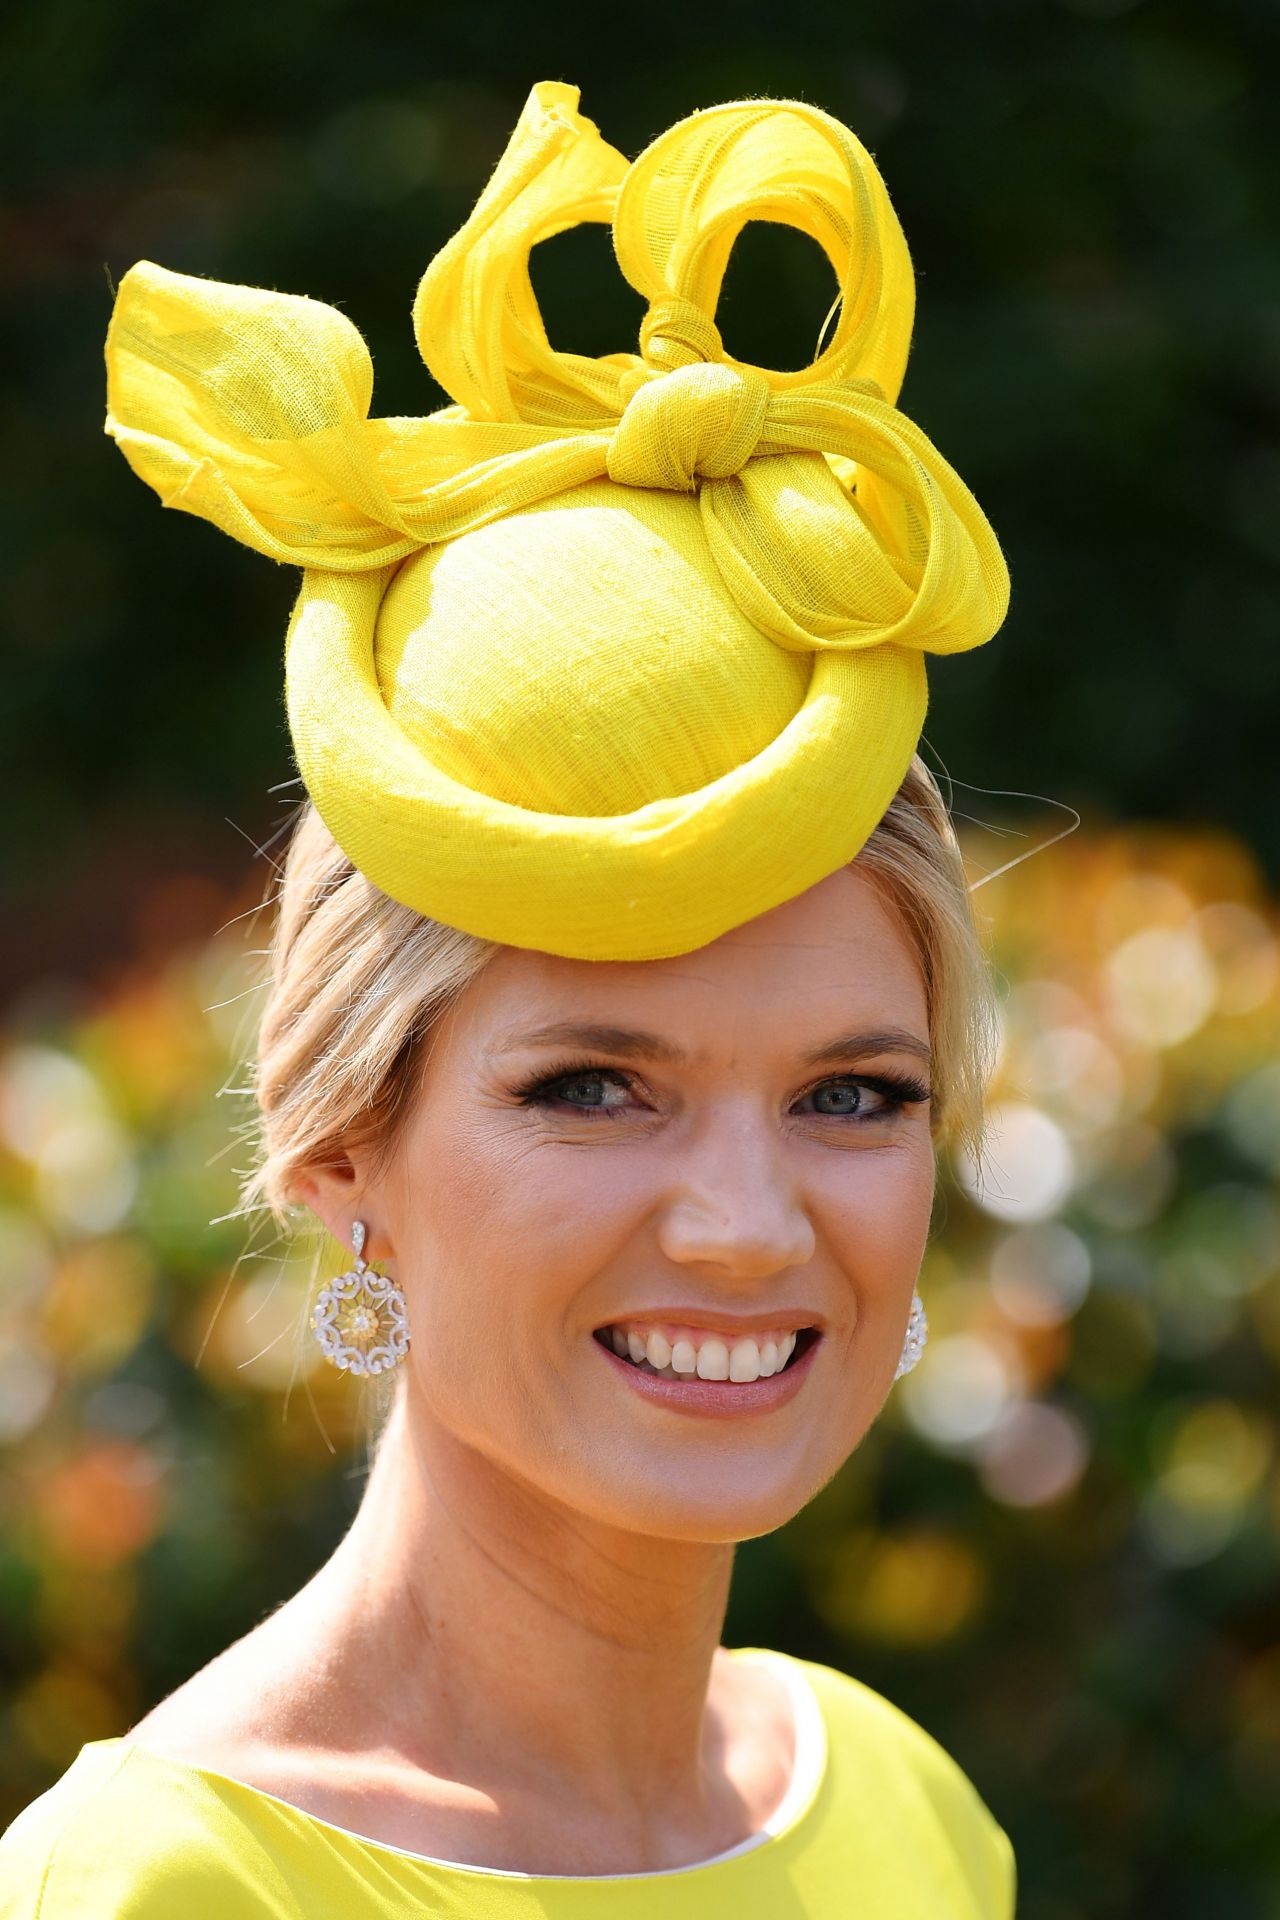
799, 1028, 933, 1070
494, 1020, 689, 1062
494, 1020, 931, 1071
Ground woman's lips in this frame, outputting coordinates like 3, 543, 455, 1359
594, 1328, 821, 1419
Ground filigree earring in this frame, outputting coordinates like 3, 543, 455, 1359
310, 1220, 410, 1377
893, 1289, 928, 1381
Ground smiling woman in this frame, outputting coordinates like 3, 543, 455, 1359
1, 80, 1015, 1920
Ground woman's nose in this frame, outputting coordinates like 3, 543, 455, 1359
656, 1119, 816, 1279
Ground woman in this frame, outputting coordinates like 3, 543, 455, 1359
2, 82, 1016, 1914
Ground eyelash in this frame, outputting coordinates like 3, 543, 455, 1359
513, 1056, 931, 1123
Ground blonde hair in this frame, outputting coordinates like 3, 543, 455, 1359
245, 757, 998, 1226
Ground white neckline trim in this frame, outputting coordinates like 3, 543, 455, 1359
667, 1650, 828, 1870
118, 1648, 828, 1884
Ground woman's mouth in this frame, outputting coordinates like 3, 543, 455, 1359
592, 1321, 820, 1385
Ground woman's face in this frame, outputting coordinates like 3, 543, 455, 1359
367, 864, 935, 1543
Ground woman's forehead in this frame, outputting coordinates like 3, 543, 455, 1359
452, 868, 929, 1056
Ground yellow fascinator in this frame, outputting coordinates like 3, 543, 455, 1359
105, 81, 1009, 961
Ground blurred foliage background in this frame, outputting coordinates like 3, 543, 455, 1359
2, 1, 1279, 1915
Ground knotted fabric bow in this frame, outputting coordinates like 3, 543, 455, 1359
106, 81, 1007, 659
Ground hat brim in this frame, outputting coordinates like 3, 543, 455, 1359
286, 566, 926, 962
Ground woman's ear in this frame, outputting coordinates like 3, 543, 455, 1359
292, 1154, 366, 1255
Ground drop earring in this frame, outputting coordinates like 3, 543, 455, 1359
894, 1289, 928, 1380
311, 1220, 410, 1377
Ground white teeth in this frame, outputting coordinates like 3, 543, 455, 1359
603, 1324, 808, 1382
696, 1339, 730, 1381
729, 1338, 761, 1383
646, 1331, 672, 1370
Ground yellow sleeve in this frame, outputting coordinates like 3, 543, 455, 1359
891, 1709, 1016, 1918
0, 1749, 293, 1919
799, 1657, 1018, 1919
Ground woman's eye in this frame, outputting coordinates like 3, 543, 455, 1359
542, 1070, 633, 1112
804, 1077, 894, 1119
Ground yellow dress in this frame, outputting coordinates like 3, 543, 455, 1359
0, 1649, 1015, 1917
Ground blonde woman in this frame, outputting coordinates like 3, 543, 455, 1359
2, 83, 1017, 1916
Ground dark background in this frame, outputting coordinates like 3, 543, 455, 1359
3, 4, 1279, 1917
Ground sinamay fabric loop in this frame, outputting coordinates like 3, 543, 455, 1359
639, 298, 725, 371
104, 79, 1011, 961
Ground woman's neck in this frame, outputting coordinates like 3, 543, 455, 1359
296, 1387, 753, 1839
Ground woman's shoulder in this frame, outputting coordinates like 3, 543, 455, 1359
791, 1649, 1000, 1788
0, 1739, 281, 1919
750, 1646, 1017, 1915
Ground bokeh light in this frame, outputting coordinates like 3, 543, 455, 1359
958, 1101, 1076, 1222
978, 1401, 1090, 1508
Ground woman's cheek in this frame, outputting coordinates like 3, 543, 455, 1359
396, 1128, 638, 1371
817, 1139, 936, 1285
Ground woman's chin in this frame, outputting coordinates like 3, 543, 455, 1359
564, 1467, 826, 1546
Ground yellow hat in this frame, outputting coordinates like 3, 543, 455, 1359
105, 81, 1009, 961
